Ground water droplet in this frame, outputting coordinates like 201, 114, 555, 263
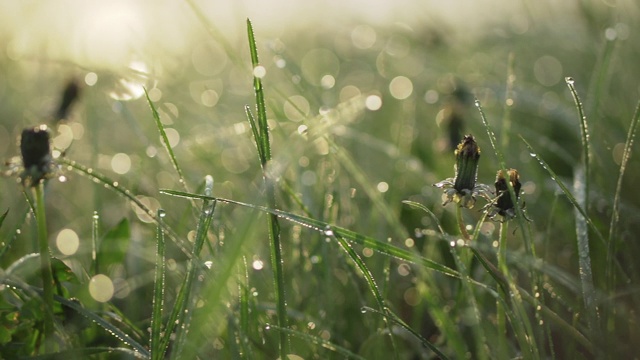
93, 212, 100, 220
158, 209, 166, 218
474, 99, 481, 107
323, 225, 334, 237
265, 324, 271, 330
360, 307, 368, 314
529, 152, 537, 157
58, 175, 67, 183
564, 77, 575, 85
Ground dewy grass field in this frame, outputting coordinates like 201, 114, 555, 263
1, 1, 639, 359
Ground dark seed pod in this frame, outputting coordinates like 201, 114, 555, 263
495, 169, 521, 216
20, 125, 53, 186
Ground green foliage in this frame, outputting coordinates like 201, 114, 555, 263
1, 2, 640, 359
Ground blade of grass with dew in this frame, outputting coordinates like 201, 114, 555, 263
565, 77, 591, 206
27, 347, 148, 360
58, 157, 194, 260
607, 99, 640, 281
168, 176, 216, 359
247, 18, 288, 357
519, 137, 606, 246
161, 189, 460, 277
150, 209, 166, 360
267, 324, 367, 360
144, 88, 194, 207
475, 99, 540, 359
572, 164, 598, 336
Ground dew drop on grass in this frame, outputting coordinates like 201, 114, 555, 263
565, 77, 575, 85
93, 212, 100, 220
158, 209, 166, 218
323, 226, 334, 236
360, 307, 368, 314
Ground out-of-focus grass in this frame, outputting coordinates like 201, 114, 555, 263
1, 1, 639, 358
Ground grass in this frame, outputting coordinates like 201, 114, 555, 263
1, 2, 640, 358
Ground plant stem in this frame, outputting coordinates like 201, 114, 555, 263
34, 182, 55, 351
455, 206, 470, 241
497, 221, 509, 359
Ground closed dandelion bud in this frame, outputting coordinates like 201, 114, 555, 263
20, 125, 53, 186
495, 168, 521, 216
434, 134, 491, 208
454, 135, 481, 193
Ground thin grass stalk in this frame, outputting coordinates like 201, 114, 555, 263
246, 18, 288, 357
607, 100, 640, 279
34, 182, 55, 352
497, 222, 509, 358
170, 176, 216, 358
573, 165, 599, 340
565, 77, 591, 206
150, 209, 166, 360
144, 89, 195, 211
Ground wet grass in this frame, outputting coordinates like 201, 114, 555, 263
1, 2, 640, 359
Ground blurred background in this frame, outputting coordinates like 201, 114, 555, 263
1, 0, 640, 357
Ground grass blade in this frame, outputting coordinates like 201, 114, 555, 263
150, 209, 166, 360
607, 99, 640, 267
144, 88, 193, 204
161, 189, 460, 277
246, 18, 289, 357
565, 77, 591, 205
519, 137, 605, 245
168, 176, 216, 359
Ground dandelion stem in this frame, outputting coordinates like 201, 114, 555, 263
455, 206, 470, 240
34, 182, 55, 351
497, 221, 509, 358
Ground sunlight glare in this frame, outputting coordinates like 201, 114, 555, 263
56, 228, 80, 256
89, 274, 115, 303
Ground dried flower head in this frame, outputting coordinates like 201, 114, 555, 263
484, 168, 530, 221
434, 134, 491, 208
17, 125, 56, 187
